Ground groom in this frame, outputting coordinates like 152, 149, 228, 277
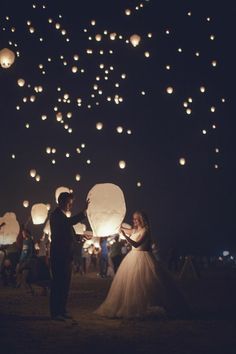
49, 192, 89, 321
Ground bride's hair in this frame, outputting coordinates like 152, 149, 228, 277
133, 211, 150, 232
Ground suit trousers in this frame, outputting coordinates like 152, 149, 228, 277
49, 256, 72, 317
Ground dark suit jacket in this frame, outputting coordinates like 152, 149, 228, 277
50, 208, 85, 261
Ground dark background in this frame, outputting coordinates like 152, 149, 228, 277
0, 0, 235, 256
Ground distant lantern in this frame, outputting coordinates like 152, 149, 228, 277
74, 54, 79, 61
144, 51, 150, 57
166, 86, 173, 94
46, 147, 51, 154
73, 223, 86, 235
87, 183, 126, 237
137, 181, 142, 187
179, 158, 186, 166
116, 126, 123, 134
35, 174, 41, 182
95, 34, 102, 41
55, 186, 70, 203
130, 34, 141, 47
0, 212, 20, 245
31, 203, 48, 225
30, 169, 36, 178
0, 48, 15, 68
96, 122, 103, 130
119, 160, 126, 169
72, 66, 78, 73
56, 112, 63, 121
17, 78, 25, 87
23, 200, 29, 208
200, 86, 206, 93
75, 174, 81, 181
212, 60, 217, 67
125, 9, 131, 16
186, 108, 192, 115
110, 32, 117, 40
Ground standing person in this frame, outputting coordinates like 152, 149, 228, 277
99, 237, 108, 278
95, 211, 188, 319
110, 235, 122, 273
49, 192, 89, 321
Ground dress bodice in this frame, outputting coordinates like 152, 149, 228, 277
130, 227, 151, 251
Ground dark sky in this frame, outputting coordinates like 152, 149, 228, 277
0, 0, 235, 256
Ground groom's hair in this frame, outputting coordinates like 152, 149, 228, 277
58, 192, 74, 208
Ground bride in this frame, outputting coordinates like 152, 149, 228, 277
95, 211, 188, 319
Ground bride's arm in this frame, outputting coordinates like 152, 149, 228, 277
120, 227, 133, 236
121, 229, 147, 248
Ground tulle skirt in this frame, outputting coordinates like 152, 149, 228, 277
95, 250, 187, 319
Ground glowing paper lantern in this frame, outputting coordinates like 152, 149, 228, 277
30, 169, 36, 178
31, 203, 48, 225
23, 200, 29, 208
179, 158, 186, 166
73, 223, 86, 235
17, 78, 25, 87
0, 212, 20, 245
166, 86, 174, 94
0, 48, 15, 69
119, 160, 126, 169
130, 34, 141, 47
95, 34, 102, 41
96, 122, 103, 130
75, 174, 81, 181
87, 183, 126, 237
55, 186, 70, 203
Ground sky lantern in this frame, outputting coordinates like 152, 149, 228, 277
110, 32, 117, 40
35, 174, 41, 182
17, 78, 25, 87
125, 9, 131, 16
116, 126, 123, 134
0, 48, 16, 68
130, 34, 141, 47
73, 222, 86, 235
31, 203, 48, 225
30, 169, 36, 177
75, 174, 81, 181
166, 86, 174, 94
23, 200, 29, 208
119, 160, 126, 169
72, 66, 78, 73
96, 122, 103, 130
95, 34, 102, 41
86, 183, 126, 237
179, 158, 186, 166
55, 186, 70, 203
0, 212, 20, 245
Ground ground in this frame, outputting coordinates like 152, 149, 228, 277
0, 269, 236, 354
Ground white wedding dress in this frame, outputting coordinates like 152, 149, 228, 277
95, 228, 187, 319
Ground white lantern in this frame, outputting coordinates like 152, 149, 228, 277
130, 34, 141, 47
73, 223, 86, 235
30, 169, 37, 178
87, 183, 126, 237
119, 160, 126, 169
96, 122, 103, 130
31, 203, 48, 225
0, 48, 16, 69
55, 186, 70, 203
179, 158, 186, 166
0, 212, 20, 245
17, 78, 25, 87
95, 34, 102, 41
23, 200, 29, 208
166, 86, 174, 94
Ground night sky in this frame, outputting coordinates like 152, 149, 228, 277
0, 0, 235, 256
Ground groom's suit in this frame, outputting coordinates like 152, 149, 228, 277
49, 207, 85, 318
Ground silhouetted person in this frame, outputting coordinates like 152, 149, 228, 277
110, 235, 122, 273
49, 192, 89, 321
